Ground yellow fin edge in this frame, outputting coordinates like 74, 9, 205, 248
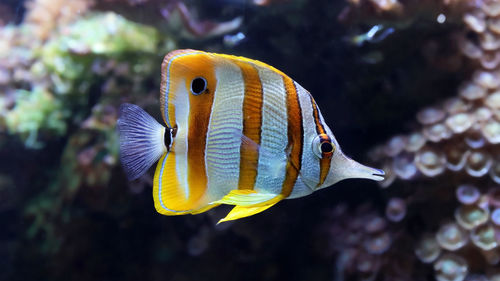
217, 200, 281, 224
213, 190, 284, 223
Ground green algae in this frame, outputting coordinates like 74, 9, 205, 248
39, 12, 161, 85
2, 12, 176, 149
5, 88, 68, 148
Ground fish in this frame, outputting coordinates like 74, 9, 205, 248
345, 24, 395, 47
117, 49, 385, 223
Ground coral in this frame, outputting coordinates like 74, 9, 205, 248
370, 0, 500, 200
38, 12, 162, 91
24, 0, 92, 41
14, 11, 176, 251
42, 12, 159, 58
412, 185, 500, 280
8, 0, 500, 280
0, 5, 178, 272
4, 87, 68, 148
166, 1, 243, 38
338, 0, 472, 23
23, 0, 243, 42
93, 0, 243, 38
24, 126, 119, 253
315, 202, 426, 280
364, 0, 500, 280
0, 11, 173, 148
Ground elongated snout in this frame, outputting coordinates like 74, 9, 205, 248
331, 153, 385, 183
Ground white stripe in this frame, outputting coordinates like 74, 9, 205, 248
308, 90, 340, 187
288, 175, 313, 199
158, 78, 190, 212
254, 67, 288, 194
295, 82, 320, 190
176, 80, 190, 200
205, 63, 245, 201
159, 51, 205, 212
164, 51, 203, 128
315, 98, 340, 187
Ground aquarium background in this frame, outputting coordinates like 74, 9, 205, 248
1, 0, 499, 280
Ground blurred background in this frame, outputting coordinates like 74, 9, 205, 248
1, 0, 499, 280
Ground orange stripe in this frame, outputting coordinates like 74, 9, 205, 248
309, 94, 330, 186
161, 52, 217, 207
318, 152, 330, 185
281, 77, 303, 197
309, 94, 325, 135
185, 54, 217, 206
233, 60, 263, 190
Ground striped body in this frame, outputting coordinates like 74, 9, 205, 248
154, 49, 340, 215
118, 49, 384, 222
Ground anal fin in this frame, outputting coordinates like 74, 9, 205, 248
217, 201, 280, 224
211, 190, 284, 223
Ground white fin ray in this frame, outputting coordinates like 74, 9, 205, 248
117, 103, 167, 180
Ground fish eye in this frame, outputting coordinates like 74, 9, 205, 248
191, 77, 207, 95
320, 141, 334, 154
312, 134, 335, 159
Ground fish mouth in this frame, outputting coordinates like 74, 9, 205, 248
371, 169, 386, 181
333, 154, 386, 182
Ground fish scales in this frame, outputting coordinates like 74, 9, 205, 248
205, 63, 245, 201
282, 76, 303, 198
255, 66, 288, 195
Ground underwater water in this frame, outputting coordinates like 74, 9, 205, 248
1, 0, 500, 280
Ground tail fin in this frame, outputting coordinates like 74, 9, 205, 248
117, 103, 168, 180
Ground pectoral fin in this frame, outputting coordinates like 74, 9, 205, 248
217, 202, 279, 224
211, 190, 282, 207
